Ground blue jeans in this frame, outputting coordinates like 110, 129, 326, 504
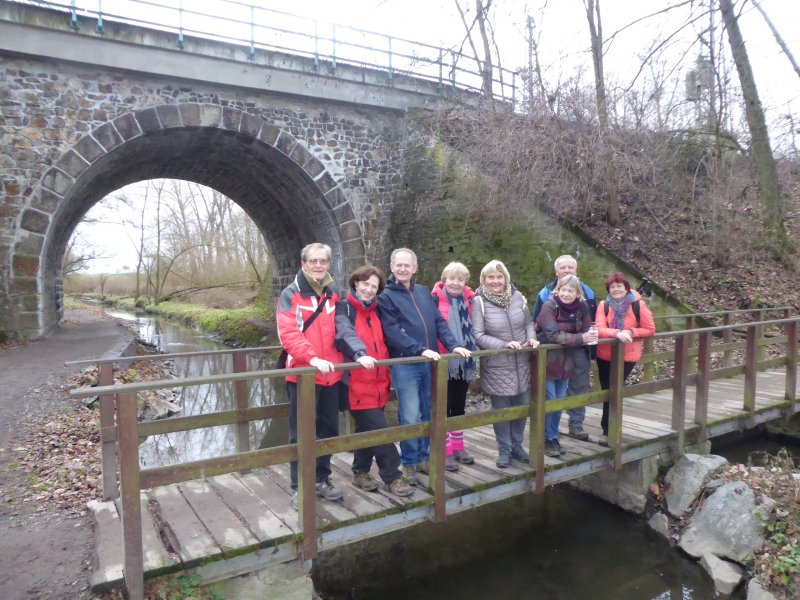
391, 363, 431, 467
545, 379, 569, 441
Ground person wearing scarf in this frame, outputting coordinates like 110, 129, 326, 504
595, 273, 656, 446
472, 260, 539, 468
432, 262, 478, 472
535, 275, 595, 458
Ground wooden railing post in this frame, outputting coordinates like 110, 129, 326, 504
685, 315, 697, 375
98, 362, 118, 500
232, 352, 251, 454
672, 334, 688, 453
642, 337, 655, 381
743, 325, 758, 423
117, 392, 144, 600
722, 313, 733, 368
297, 373, 318, 560
753, 310, 764, 365
608, 339, 624, 470
429, 360, 448, 522
785, 319, 797, 415
695, 331, 711, 443
530, 347, 547, 493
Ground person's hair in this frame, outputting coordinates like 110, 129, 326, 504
479, 260, 511, 285
441, 261, 470, 282
554, 254, 577, 271
390, 247, 417, 267
604, 272, 631, 292
555, 275, 584, 299
349, 265, 386, 294
301, 243, 332, 262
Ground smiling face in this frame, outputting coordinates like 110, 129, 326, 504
302, 248, 331, 282
555, 258, 577, 280
608, 281, 628, 301
484, 271, 506, 293
444, 274, 467, 297
557, 284, 579, 304
354, 275, 380, 302
391, 251, 417, 288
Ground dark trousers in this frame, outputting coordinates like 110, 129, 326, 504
596, 358, 636, 436
351, 407, 402, 484
447, 378, 469, 417
287, 381, 340, 490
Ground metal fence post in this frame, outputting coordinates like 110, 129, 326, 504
176, 0, 184, 49
96, 0, 104, 34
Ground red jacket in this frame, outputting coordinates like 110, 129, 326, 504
595, 291, 656, 363
276, 270, 344, 386
431, 281, 475, 354
334, 293, 391, 410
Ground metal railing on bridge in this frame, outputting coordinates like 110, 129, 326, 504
67, 306, 800, 600
11, 0, 519, 107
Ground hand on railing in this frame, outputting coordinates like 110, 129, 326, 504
452, 346, 472, 358
615, 330, 634, 344
421, 349, 441, 361
309, 357, 336, 373
505, 341, 523, 350
524, 339, 540, 349
356, 355, 377, 370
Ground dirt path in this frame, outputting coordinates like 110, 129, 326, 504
0, 308, 132, 600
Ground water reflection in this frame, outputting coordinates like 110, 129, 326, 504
104, 309, 286, 468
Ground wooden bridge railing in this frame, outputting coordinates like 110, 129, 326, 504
68, 309, 800, 600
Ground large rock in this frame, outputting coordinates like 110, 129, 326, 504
679, 482, 764, 563
647, 512, 671, 541
665, 454, 728, 517
700, 553, 744, 595
746, 578, 780, 600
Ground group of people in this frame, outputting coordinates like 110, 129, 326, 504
276, 244, 655, 508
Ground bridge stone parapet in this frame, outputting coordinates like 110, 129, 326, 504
0, 2, 462, 340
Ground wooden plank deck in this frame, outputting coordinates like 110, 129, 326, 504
90, 368, 798, 591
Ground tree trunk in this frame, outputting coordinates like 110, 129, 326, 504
719, 0, 786, 248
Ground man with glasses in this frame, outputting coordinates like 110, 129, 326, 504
276, 242, 344, 508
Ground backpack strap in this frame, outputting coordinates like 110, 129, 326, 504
604, 300, 641, 328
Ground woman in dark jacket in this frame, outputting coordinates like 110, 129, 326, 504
472, 260, 539, 468
335, 266, 413, 498
535, 275, 596, 457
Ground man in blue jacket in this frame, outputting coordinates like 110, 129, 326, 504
378, 248, 472, 485
532, 254, 596, 441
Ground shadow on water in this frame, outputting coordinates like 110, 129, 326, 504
314, 487, 717, 600
104, 308, 288, 468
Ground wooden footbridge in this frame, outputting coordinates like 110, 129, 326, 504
67, 308, 799, 599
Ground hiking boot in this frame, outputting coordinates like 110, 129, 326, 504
556, 440, 567, 455
545, 440, 561, 458
291, 491, 298, 511
453, 449, 475, 464
496, 451, 511, 468
445, 455, 460, 472
598, 435, 609, 447
403, 466, 421, 487
353, 472, 380, 492
316, 478, 343, 502
511, 447, 530, 464
416, 460, 430, 474
387, 477, 415, 498
568, 427, 589, 441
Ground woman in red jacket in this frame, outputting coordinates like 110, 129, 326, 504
595, 272, 656, 446
335, 266, 414, 498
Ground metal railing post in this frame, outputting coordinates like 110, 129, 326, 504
387, 36, 393, 81
786, 319, 798, 414
430, 360, 447, 522
96, 0, 104, 34
232, 352, 251, 454
248, 5, 255, 59
695, 331, 711, 443
511, 71, 516, 110
297, 373, 318, 560
176, 0, 184, 49
70, 0, 79, 30
117, 392, 144, 600
671, 334, 688, 453
608, 339, 625, 470
438, 47, 443, 92
98, 362, 118, 500
330, 24, 337, 73
530, 347, 546, 493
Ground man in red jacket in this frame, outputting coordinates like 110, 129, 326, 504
276, 242, 345, 508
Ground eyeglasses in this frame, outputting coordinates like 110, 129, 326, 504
304, 258, 330, 265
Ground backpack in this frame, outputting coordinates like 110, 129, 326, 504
603, 300, 641, 327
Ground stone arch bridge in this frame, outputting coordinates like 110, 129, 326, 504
0, 2, 488, 340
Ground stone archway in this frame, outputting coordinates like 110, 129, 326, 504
13, 103, 365, 338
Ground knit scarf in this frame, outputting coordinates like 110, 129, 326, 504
554, 296, 582, 315
606, 291, 635, 330
446, 293, 476, 381
480, 283, 512, 309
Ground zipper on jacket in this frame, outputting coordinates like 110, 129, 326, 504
504, 306, 523, 391
406, 287, 431, 351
